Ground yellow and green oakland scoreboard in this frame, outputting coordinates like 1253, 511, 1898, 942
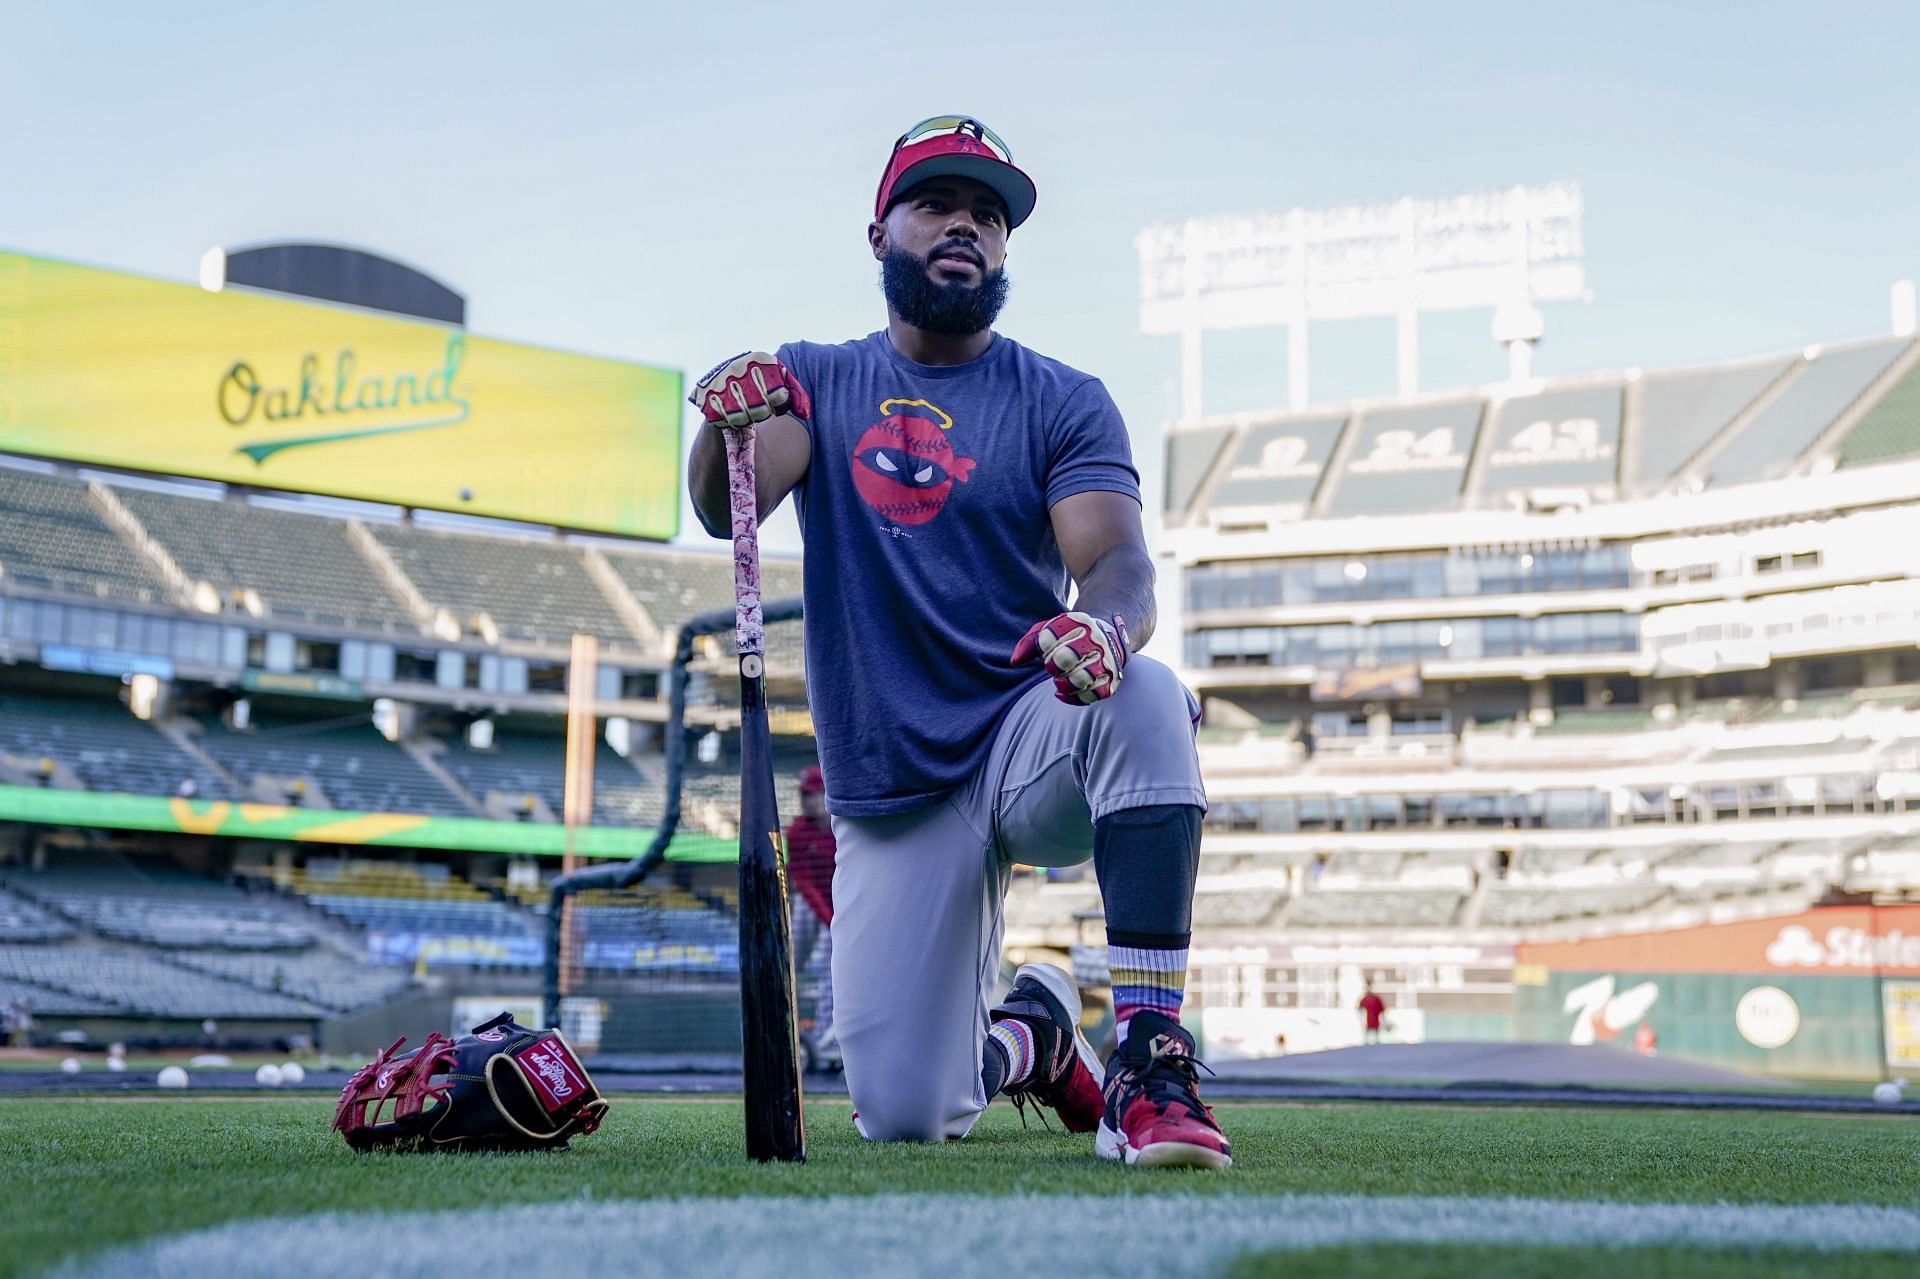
0, 249, 682, 539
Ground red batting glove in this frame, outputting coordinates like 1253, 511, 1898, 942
688, 351, 812, 427
1011, 611, 1130, 705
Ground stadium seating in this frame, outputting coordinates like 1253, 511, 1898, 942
680, 768, 745, 836
0, 853, 438, 1024
1705, 740, 1865, 768
303, 896, 541, 967
1538, 707, 1657, 735
1661, 881, 1798, 910
572, 892, 737, 974
1002, 882, 1103, 934
1480, 882, 1669, 927
290, 858, 487, 902
1842, 836, 1920, 890
437, 732, 567, 816
1837, 357, 1920, 466
276, 862, 542, 967
0, 467, 165, 603
603, 551, 734, 635
1318, 850, 1405, 885
1395, 851, 1482, 890
1286, 890, 1464, 928
0, 690, 237, 800
2, 852, 314, 950
114, 487, 417, 632
437, 732, 655, 826
0, 973, 122, 1015
1637, 356, 1796, 482
1661, 842, 1781, 872
1191, 889, 1287, 928
1709, 340, 1907, 485
595, 771, 668, 829
604, 549, 803, 636
32, 894, 309, 951
1511, 847, 1597, 879
0, 887, 74, 942
159, 950, 415, 1014
1752, 693, 1858, 723
1851, 683, 1920, 708
198, 714, 464, 815
0, 943, 320, 1019
369, 524, 634, 647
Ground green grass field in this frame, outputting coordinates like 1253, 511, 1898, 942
6, 1096, 1918, 1277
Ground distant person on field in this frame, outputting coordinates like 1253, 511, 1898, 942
1359, 982, 1386, 1045
785, 765, 838, 1068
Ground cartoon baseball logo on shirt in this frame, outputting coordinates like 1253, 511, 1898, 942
851, 397, 976, 526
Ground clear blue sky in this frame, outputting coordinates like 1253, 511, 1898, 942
7, 1, 1917, 554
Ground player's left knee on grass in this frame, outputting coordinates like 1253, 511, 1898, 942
849, 1084, 966, 1144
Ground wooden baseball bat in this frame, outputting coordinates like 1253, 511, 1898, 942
721, 423, 805, 1163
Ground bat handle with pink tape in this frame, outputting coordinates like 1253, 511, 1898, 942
722, 426, 765, 668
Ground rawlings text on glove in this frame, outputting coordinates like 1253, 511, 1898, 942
688, 351, 812, 428
1011, 611, 1130, 705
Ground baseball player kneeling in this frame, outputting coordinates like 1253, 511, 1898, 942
687, 116, 1228, 1169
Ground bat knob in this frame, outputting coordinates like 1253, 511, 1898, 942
741, 654, 764, 678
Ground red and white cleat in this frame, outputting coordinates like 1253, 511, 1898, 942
1095, 1011, 1232, 1169
990, 963, 1105, 1132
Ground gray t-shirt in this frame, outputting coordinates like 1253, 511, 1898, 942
779, 331, 1140, 816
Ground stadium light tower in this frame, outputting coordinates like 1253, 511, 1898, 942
1137, 182, 1587, 418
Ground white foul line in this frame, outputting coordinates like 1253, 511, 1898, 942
61, 1192, 1920, 1279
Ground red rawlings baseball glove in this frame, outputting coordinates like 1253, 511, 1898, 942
689, 351, 811, 427
331, 1013, 608, 1153
1012, 611, 1130, 705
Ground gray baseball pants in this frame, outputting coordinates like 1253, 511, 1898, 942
827, 655, 1204, 1142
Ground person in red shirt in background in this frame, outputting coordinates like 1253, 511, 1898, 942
786, 765, 839, 1071
1358, 980, 1387, 1045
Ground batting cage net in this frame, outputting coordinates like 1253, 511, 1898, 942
546, 599, 823, 1066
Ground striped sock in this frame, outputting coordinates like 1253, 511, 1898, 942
1108, 941, 1187, 1043
987, 1018, 1038, 1092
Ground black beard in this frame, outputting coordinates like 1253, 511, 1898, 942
880, 246, 1011, 337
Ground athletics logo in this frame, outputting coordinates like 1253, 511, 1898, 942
1561, 975, 1660, 1045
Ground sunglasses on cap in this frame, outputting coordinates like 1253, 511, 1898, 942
893, 115, 1015, 165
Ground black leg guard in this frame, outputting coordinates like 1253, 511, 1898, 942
1093, 803, 1201, 946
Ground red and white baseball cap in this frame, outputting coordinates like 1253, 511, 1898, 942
875, 115, 1037, 230
798, 765, 825, 794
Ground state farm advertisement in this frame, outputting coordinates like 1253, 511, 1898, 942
1517, 904, 1920, 978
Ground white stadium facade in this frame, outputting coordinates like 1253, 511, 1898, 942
1008, 205, 1920, 1075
